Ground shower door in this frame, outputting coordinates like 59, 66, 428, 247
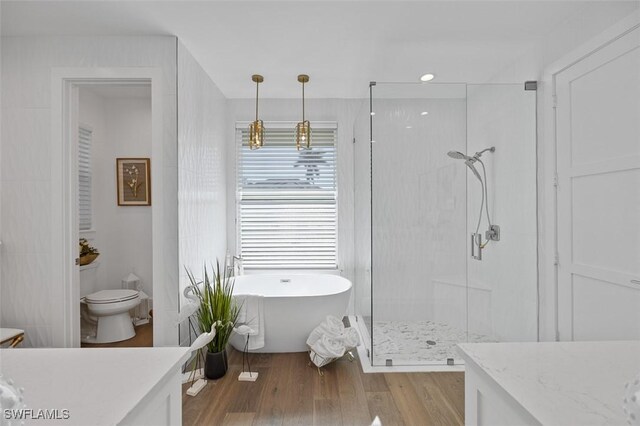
370, 83, 469, 366
363, 82, 538, 367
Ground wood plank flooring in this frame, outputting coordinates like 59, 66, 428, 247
80, 321, 153, 348
182, 348, 464, 426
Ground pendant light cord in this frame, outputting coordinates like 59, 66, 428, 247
302, 81, 305, 121
255, 80, 259, 121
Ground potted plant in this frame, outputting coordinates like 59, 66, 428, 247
186, 261, 239, 380
79, 238, 99, 266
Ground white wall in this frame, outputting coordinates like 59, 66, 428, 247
177, 42, 228, 345
79, 88, 153, 297
0, 36, 178, 347
226, 98, 359, 311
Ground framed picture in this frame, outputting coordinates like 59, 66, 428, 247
116, 158, 151, 206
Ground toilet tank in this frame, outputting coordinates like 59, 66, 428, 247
79, 262, 100, 297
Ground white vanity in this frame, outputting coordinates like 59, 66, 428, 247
0, 347, 189, 425
458, 341, 640, 425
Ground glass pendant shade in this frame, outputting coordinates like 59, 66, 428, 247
249, 119, 264, 150
296, 120, 311, 150
296, 74, 311, 150
249, 74, 264, 150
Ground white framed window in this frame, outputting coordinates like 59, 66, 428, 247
236, 122, 338, 269
78, 125, 93, 231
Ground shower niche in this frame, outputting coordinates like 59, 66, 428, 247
353, 82, 538, 367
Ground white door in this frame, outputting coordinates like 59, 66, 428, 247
556, 26, 640, 341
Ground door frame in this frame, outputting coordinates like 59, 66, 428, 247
539, 10, 640, 342
51, 68, 165, 347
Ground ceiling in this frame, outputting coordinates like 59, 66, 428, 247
1, 1, 638, 98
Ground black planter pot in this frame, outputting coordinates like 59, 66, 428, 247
205, 349, 228, 380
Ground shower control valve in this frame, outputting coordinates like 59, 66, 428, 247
486, 224, 500, 242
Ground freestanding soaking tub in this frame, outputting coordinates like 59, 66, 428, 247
229, 274, 352, 353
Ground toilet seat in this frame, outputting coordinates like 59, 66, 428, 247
85, 289, 139, 304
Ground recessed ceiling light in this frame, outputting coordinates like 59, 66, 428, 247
406, 126, 412, 129
420, 73, 435, 82
370, 112, 376, 116
421, 111, 429, 116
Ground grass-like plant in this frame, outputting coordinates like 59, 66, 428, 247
185, 260, 239, 353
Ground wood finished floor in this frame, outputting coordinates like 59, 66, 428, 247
80, 321, 153, 348
182, 348, 464, 426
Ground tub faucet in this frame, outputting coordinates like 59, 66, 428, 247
227, 255, 243, 277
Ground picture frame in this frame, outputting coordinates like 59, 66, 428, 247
116, 158, 151, 206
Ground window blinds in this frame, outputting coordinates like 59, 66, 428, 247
237, 123, 338, 269
78, 126, 93, 231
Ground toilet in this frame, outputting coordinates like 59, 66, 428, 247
82, 289, 141, 344
80, 263, 141, 344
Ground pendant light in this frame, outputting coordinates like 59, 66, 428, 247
296, 74, 311, 150
249, 74, 264, 150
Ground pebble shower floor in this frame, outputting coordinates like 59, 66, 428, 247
370, 320, 493, 365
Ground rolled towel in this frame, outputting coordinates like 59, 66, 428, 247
325, 315, 345, 333
306, 326, 323, 347
311, 334, 346, 360
306, 315, 346, 346
341, 327, 360, 349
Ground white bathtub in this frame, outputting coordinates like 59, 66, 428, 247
229, 274, 352, 353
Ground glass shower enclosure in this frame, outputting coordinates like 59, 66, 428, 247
353, 82, 538, 367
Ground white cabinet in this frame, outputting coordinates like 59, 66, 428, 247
459, 341, 640, 426
0, 347, 189, 425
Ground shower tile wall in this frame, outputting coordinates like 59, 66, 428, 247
371, 98, 467, 325
465, 85, 538, 341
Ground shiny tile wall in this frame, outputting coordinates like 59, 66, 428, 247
0, 36, 179, 347
176, 42, 228, 346
466, 84, 538, 341
353, 100, 371, 320
370, 98, 467, 323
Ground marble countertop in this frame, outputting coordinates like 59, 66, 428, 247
0, 347, 189, 425
458, 341, 640, 425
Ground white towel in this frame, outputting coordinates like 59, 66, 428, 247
306, 315, 345, 346
310, 335, 346, 366
233, 294, 264, 350
325, 315, 345, 334
341, 327, 360, 348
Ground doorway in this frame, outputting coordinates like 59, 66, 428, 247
52, 68, 170, 348
76, 83, 153, 347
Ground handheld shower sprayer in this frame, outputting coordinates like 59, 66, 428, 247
447, 146, 499, 260
446, 151, 482, 182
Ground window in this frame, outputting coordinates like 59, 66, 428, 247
78, 126, 93, 231
236, 123, 338, 269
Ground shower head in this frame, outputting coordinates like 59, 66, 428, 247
447, 151, 472, 161
447, 150, 482, 182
